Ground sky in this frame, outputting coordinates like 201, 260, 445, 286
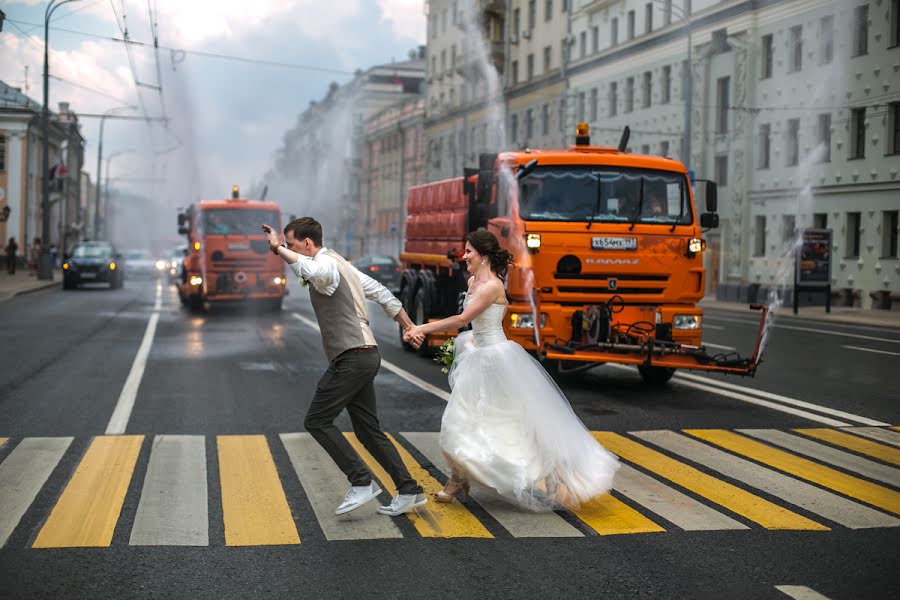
0, 0, 426, 202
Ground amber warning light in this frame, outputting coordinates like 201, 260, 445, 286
575, 122, 590, 146
232, 185, 239, 198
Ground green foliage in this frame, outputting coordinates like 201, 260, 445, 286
433, 337, 455, 374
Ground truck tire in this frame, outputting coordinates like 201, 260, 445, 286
411, 286, 432, 356
188, 293, 205, 313
638, 365, 675, 386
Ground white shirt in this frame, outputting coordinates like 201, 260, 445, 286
288, 247, 402, 318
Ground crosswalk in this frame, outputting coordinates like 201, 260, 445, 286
0, 427, 898, 548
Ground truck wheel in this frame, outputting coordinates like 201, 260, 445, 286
411, 287, 431, 356
265, 298, 283, 312
638, 365, 675, 386
188, 294, 205, 312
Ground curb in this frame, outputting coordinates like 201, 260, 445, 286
700, 300, 900, 330
0, 280, 59, 302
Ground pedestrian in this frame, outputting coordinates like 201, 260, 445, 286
29, 237, 42, 276
263, 218, 427, 517
49, 243, 58, 269
5, 237, 18, 275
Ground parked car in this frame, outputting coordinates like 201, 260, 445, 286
62, 241, 124, 289
166, 244, 188, 284
353, 255, 402, 293
124, 249, 157, 278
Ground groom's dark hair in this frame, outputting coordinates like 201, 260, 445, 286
284, 217, 323, 247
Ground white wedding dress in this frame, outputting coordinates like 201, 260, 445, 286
439, 298, 620, 511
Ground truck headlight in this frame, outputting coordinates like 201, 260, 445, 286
525, 233, 541, 249
673, 314, 702, 330
190, 276, 203, 286
688, 238, 705, 253
510, 312, 546, 328
274, 277, 284, 285
155, 260, 167, 271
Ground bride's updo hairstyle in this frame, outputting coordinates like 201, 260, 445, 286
466, 229, 514, 279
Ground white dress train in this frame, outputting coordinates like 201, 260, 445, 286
439, 299, 620, 511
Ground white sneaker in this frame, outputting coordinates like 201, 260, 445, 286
334, 482, 382, 515
376, 493, 428, 516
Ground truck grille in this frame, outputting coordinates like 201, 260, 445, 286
556, 286, 665, 295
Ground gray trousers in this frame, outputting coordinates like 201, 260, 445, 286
304, 348, 423, 495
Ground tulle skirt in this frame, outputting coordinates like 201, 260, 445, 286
439, 330, 620, 511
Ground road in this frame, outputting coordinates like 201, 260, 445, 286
0, 277, 897, 599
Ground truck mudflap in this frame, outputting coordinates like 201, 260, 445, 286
540, 303, 769, 377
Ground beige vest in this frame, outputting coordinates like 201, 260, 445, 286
308, 249, 377, 362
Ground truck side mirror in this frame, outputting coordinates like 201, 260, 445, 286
462, 167, 477, 195
705, 181, 718, 213
700, 213, 719, 229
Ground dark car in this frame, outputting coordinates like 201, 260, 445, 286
353, 255, 402, 293
62, 241, 125, 289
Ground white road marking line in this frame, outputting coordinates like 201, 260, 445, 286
775, 585, 833, 600
844, 427, 900, 448
0, 438, 73, 547
280, 433, 402, 540
739, 429, 900, 488
703, 324, 725, 330
674, 372, 890, 427
705, 315, 900, 344
106, 311, 160, 435
841, 345, 900, 357
634, 431, 900, 530
702, 342, 737, 351
401, 432, 583, 538
130, 435, 209, 546
291, 312, 450, 402
608, 365, 851, 426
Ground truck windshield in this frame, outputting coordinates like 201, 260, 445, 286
518, 166, 691, 225
201, 209, 279, 235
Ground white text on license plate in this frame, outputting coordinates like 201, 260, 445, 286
592, 236, 637, 250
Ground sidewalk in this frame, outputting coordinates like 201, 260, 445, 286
0, 270, 60, 302
700, 297, 900, 329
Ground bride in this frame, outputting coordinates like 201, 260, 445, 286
404, 230, 619, 511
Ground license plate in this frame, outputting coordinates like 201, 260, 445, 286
592, 236, 637, 250
80, 272, 97, 279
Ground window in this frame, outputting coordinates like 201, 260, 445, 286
754, 216, 767, 257
431, 56, 437, 75
892, 0, 900, 48
846, 212, 861, 258
660, 140, 670, 156
545, 0, 553, 21
592, 26, 599, 53
664, 0, 672, 25
883, 211, 899, 258
609, 82, 618, 116
452, 1, 457, 25
782, 215, 796, 248
627, 10, 636, 40
645, 3, 653, 33
761, 34, 773, 78
0, 134, 5, 172
625, 77, 634, 112
442, 9, 448, 32
577, 91, 586, 121
817, 113, 832, 162
813, 213, 828, 229
441, 49, 447, 73
889, 102, 900, 154
542, 103, 550, 136
716, 77, 730, 133
511, 114, 519, 143
611, 18, 619, 46
642, 71, 652, 108
588, 88, 598, 121
514, 8, 520, 36
526, 108, 534, 140
851, 108, 866, 159
451, 45, 457, 70
759, 123, 771, 169
787, 118, 800, 166
528, 0, 536, 29
512, 60, 519, 85
527, 54, 535, 80
853, 5, 869, 56
710, 155, 727, 186
661, 65, 671, 103
580, 31, 587, 57
820, 16, 834, 64
789, 26, 802, 72
544, 45, 552, 71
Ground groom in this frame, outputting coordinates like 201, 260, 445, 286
263, 218, 426, 516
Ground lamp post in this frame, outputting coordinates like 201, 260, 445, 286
101, 149, 133, 241
94, 106, 136, 239
654, 0, 692, 169
39, 0, 82, 279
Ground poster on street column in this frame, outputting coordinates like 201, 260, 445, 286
795, 228, 832, 286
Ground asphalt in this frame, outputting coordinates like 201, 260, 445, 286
0, 277, 896, 599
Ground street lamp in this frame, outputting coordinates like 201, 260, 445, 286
654, 0, 692, 169
100, 149, 134, 241
39, 0, 82, 279
94, 106, 137, 239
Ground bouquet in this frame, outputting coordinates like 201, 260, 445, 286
433, 337, 455, 374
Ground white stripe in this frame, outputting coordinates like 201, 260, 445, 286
613, 463, 747, 531
153, 282, 162, 311
674, 372, 890, 426
841, 345, 900, 357
608, 365, 851, 426
702, 342, 737, 351
280, 433, 402, 540
703, 324, 725, 330
401, 432, 583, 538
106, 311, 160, 434
739, 429, 900, 488
706, 315, 900, 345
844, 427, 900, 448
775, 585, 833, 600
291, 312, 451, 402
0, 438, 72, 547
129, 435, 208, 546
634, 430, 900, 530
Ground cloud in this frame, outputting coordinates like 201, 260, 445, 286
377, 0, 426, 43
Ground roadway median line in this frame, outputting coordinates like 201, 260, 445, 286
841, 345, 900, 357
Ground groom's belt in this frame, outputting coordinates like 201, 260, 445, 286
342, 345, 379, 354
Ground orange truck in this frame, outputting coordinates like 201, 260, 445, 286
400, 124, 766, 384
176, 186, 287, 311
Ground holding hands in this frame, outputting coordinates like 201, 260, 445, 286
403, 325, 426, 349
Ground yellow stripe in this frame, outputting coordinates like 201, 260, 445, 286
793, 428, 900, 467
217, 435, 300, 546
593, 432, 827, 530
33, 435, 143, 548
0, 438, 8, 449
345, 433, 492, 538
892, 426, 900, 432
687, 429, 900, 516
572, 494, 665, 535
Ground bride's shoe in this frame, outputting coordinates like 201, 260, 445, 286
434, 479, 470, 503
